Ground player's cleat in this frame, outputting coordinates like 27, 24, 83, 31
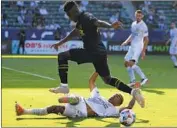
132, 88, 145, 108
140, 78, 148, 86
127, 80, 136, 87
15, 103, 24, 116
174, 65, 177, 68
130, 82, 141, 88
49, 86, 69, 94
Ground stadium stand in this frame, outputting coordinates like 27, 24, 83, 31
1, 1, 177, 31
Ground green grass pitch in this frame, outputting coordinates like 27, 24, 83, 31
2, 55, 177, 127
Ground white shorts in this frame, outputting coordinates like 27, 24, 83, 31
63, 97, 87, 118
124, 46, 142, 63
169, 46, 177, 55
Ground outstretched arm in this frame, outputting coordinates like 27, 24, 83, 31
51, 28, 80, 50
121, 34, 132, 46
94, 20, 123, 29
119, 97, 136, 112
89, 72, 99, 92
166, 39, 171, 45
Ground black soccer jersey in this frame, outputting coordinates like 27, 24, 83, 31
76, 12, 107, 54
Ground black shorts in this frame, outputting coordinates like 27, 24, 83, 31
69, 49, 110, 77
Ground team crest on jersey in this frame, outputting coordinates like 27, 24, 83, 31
78, 24, 85, 36
79, 30, 85, 36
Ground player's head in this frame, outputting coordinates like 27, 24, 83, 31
171, 22, 176, 29
108, 93, 124, 106
64, 1, 80, 22
135, 10, 144, 22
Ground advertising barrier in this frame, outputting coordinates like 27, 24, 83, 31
12, 40, 83, 55
107, 41, 169, 54
2, 40, 12, 54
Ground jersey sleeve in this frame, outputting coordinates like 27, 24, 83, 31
90, 87, 100, 98
143, 24, 148, 37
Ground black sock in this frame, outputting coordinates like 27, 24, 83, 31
58, 59, 68, 84
109, 77, 132, 94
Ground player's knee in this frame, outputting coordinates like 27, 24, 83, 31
47, 105, 65, 115
47, 105, 58, 113
129, 60, 135, 67
102, 76, 111, 84
171, 55, 176, 59
58, 51, 70, 61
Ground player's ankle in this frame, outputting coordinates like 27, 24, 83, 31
61, 83, 68, 87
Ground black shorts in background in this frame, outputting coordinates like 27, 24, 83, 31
69, 49, 110, 77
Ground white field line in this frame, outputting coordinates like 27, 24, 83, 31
2, 66, 56, 80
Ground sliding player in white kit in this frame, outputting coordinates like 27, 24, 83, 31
121, 10, 149, 87
15, 72, 137, 118
166, 22, 177, 68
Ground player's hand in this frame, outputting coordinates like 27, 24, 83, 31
50, 43, 60, 51
141, 51, 146, 60
111, 21, 123, 29
121, 41, 128, 46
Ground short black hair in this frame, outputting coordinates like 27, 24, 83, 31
135, 10, 143, 14
64, 1, 78, 12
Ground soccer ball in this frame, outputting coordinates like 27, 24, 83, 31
119, 109, 136, 126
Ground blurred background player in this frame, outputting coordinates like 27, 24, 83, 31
166, 22, 177, 68
17, 29, 26, 54
121, 10, 149, 87
15, 72, 136, 118
49, 1, 144, 107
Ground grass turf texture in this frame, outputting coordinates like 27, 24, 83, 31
2, 55, 177, 127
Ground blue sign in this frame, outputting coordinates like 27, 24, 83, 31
2, 28, 166, 43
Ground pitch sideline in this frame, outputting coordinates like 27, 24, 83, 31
2, 55, 57, 59
2, 66, 56, 80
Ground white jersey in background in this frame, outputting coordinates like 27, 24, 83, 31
169, 27, 177, 65
63, 87, 119, 118
125, 20, 148, 62
170, 28, 177, 47
131, 20, 148, 49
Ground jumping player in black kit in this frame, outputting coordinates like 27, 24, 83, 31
50, 1, 145, 108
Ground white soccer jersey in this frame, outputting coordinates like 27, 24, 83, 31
170, 28, 177, 47
63, 96, 87, 118
85, 87, 119, 117
63, 87, 119, 118
131, 20, 148, 48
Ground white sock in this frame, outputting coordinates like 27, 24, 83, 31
23, 108, 48, 115
132, 65, 146, 79
60, 83, 68, 87
171, 56, 177, 66
127, 67, 136, 82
